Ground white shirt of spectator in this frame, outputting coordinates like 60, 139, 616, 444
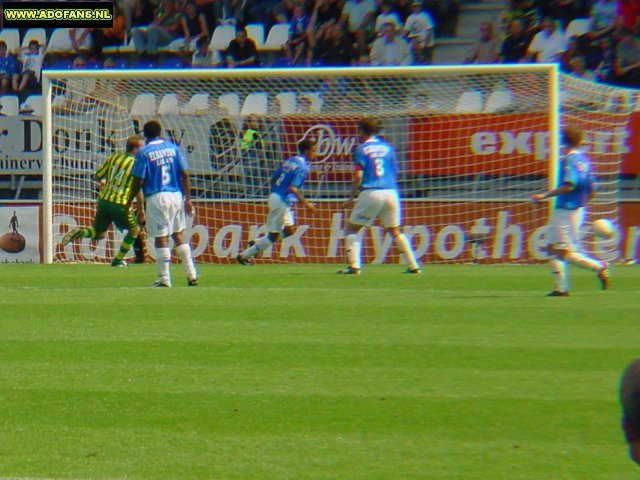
404, 11, 435, 47
374, 12, 402, 34
20, 48, 45, 81
528, 29, 567, 63
343, 0, 376, 31
371, 31, 412, 66
192, 49, 222, 67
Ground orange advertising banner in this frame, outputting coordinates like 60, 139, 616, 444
54, 201, 639, 264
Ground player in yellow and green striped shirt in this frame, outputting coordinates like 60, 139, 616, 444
61, 136, 146, 267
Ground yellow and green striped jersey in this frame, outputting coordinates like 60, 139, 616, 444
95, 153, 136, 206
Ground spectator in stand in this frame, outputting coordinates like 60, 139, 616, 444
501, 0, 541, 35
225, 27, 258, 68
423, 0, 460, 37
313, 23, 355, 66
594, 36, 616, 82
179, 1, 209, 52
14, 40, 44, 93
191, 36, 222, 67
500, 18, 532, 63
464, 22, 500, 64
309, 0, 343, 31
370, 20, 412, 66
286, 3, 311, 65
616, 0, 640, 32
404, 1, 435, 64
132, 0, 162, 28
131, 0, 183, 57
613, 27, 640, 87
568, 55, 597, 80
540, 0, 583, 28
526, 16, 567, 63
0, 41, 18, 95
560, 35, 583, 71
587, 0, 617, 40
374, 2, 402, 35
273, 0, 297, 24
69, 29, 94, 55
395, 0, 413, 23
341, 0, 376, 58
91, 5, 127, 58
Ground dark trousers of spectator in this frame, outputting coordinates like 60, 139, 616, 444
616, 68, 640, 88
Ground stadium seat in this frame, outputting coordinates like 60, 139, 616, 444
241, 92, 268, 116
209, 25, 236, 51
157, 93, 180, 115
0, 95, 20, 116
0, 29, 20, 54
246, 23, 265, 49
130, 93, 156, 115
218, 92, 240, 116
47, 28, 74, 53
565, 18, 591, 39
21, 28, 46, 49
132, 58, 157, 69
260, 24, 290, 51
185, 93, 209, 114
159, 56, 185, 69
483, 89, 514, 113
49, 59, 72, 70
454, 91, 483, 113
21, 95, 43, 115
276, 92, 296, 115
299, 92, 322, 113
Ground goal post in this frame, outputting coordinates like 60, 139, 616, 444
41, 64, 631, 265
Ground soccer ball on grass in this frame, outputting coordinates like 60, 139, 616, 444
592, 219, 616, 239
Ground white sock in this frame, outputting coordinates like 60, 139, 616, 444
550, 258, 568, 292
155, 247, 171, 285
565, 252, 604, 272
345, 234, 361, 269
177, 243, 197, 281
241, 236, 272, 259
394, 233, 420, 270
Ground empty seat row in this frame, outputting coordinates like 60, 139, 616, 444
455, 90, 515, 113
130, 91, 323, 116
0, 95, 42, 115
0, 28, 46, 52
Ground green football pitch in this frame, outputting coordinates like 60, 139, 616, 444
1, 263, 638, 480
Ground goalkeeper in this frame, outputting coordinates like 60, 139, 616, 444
61, 136, 146, 267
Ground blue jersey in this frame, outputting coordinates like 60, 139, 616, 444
556, 148, 595, 210
271, 155, 310, 205
132, 138, 189, 196
353, 137, 398, 190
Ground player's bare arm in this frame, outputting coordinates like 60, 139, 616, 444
343, 168, 363, 209
181, 170, 195, 217
531, 182, 574, 203
288, 185, 315, 212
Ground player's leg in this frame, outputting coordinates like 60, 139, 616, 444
146, 193, 173, 287
111, 204, 141, 267
382, 191, 421, 273
237, 194, 286, 264
562, 208, 610, 289
61, 201, 109, 245
544, 211, 571, 295
170, 193, 198, 286
338, 191, 378, 275
620, 358, 640, 464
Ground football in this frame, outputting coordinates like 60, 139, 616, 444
592, 219, 616, 239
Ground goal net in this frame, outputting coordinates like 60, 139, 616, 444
42, 66, 632, 265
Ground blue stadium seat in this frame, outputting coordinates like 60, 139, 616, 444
132, 59, 157, 69
159, 57, 185, 69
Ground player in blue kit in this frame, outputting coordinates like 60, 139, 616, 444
236, 139, 317, 265
129, 120, 198, 287
531, 125, 609, 296
338, 117, 421, 275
